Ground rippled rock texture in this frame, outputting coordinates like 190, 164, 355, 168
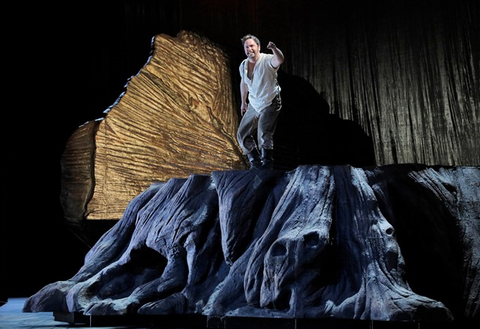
24, 164, 479, 323
60, 31, 245, 225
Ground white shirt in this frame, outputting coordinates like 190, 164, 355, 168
240, 53, 281, 112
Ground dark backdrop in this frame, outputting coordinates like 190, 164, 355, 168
2, 0, 478, 299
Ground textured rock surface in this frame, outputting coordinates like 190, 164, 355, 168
24, 164, 479, 322
60, 31, 245, 224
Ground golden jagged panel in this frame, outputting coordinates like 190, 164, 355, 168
60, 121, 98, 224
63, 31, 246, 221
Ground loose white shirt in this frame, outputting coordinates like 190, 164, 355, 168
240, 53, 281, 112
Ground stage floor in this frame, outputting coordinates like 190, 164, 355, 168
0, 297, 147, 329
1, 297, 474, 329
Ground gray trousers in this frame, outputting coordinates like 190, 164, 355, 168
237, 95, 282, 154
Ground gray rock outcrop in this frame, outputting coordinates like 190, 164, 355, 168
23, 164, 479, 323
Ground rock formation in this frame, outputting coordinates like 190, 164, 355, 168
60, 31, 245, 228
24, 164, 479, 325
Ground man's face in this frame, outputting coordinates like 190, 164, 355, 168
244, 38, 260, 60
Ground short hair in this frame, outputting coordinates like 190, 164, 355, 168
241, 34, 260, 47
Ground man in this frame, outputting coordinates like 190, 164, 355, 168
237, 34, 284, 169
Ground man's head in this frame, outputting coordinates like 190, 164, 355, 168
241, 34, 261, 60
241, 34, 260, 47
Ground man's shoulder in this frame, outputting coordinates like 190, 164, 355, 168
259, 53, 274, 64
260, 53, 274, 58
259, 53, 275, 69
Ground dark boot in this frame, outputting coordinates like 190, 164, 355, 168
261, 148, 274, 169
247, 149, 262, 169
